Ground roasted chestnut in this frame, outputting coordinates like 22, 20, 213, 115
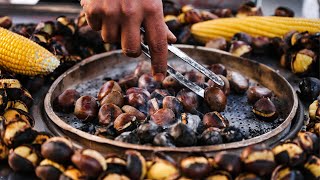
3, 108, 34, 126
137, 122, 162, 144
0, 16, 12, 29
208, 75, 230, 96
153, 132, 175, 147
180, 156, 211, 178
118, 75, 139, 90
229, 41, 252, 57
309, 100, 320, 121
59, 166, 85, 180
227, 71, 249, 94
206, 170, 232, 180
200, 10, 218, 21
97, 80, 122, 101
209, 64, 227, 76
203, 111, 229, 129
274, 6, 294, 17
2, 120, 36, 148
113, 113, 137, 133
294, 131, 319, 155
176, 89, 199, 112
299, 77, 320, 101
8, 145, 39, 172
162, 75, 182, 91
303, 155, 320, 179
122, 105, 146, 121
307, 122, 320, 137
115, 131, 140, 144
214, 151, 242, 175
126, 150, 147, 180
236, 1, 263, 17
151, 89, 171, 106
165, 15, 181, 32
168, 123, 197, 147
151, 108, 176, 127
232, 32, 253, 45
204, 87, 227, 112
247, 86, 272, 104
100, 91, 124, 108
272, 142, 306, 167
105, 155, 127, 174
181, 113, 201, 131
98, 172, 130, 180
134, 60, 152, 77
41, 137, 74, 164
241, 144, 276, 176
163, 96, 184, 115
221, 126, 245, 143
138, 74, 161, 92
199, 127, 223, 145
0, 141, 9, 160
211, 8, 233, 18
74, 96, 98, 122
235, 173, 261, 180
127, 93, 147, 111
147, 156, 180, 180
253, 98, 278, 121
126, 87, 151, 99
36, 159, 65, 180
98, 103, 122, 126
71, 149, 107, 178
291, 49, 316, 74
271, 165, 303, 180
184, 70, 206, 84
252, 37, 271, 54
0, 90, 8, 112
147, 98, 160, 115
205, 37, 227, 51
184, 9, 203, 24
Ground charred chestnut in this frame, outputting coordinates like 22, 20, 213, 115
126, 150, 147, 180
253, 98, 278, 121
97, 80, 122, 101
229, 41, 252, 57
0, 141, 9, 160
205, 37, 227, 51
137, 122, 162, 144
303, 155, 320, 179
294, 131, 319, 155
147, 156, 179, 180
59, 166, 85, 180
309, 100, 320, 121
232, 32, 253, 45
180, 156, 211, 178
214, 151, 242, 175
252, 37, 271, 54
3, 108, 34, 126
206, 171, 232, 180
236, 2, 263, 17
247, 86, 273, 104
204, 87, 227, 112
211, 8, 233, 18
235, 173, 261, 180
138, 74, 161, 92
299, 77, 320, 101
0, 16, 12, 29
113, 113, 137, 133
274, 7, 294, 17
105, 155, 127, 174
36, 159, 65, 180
241, 144, 276, 176
221, 126, 245, 143
227, 71, 249, 94
168, 123, 197, 147
71, 149, 107, 178
203, 111, 229, 129
308, 122, 320, 137
98, 172, 130, 180
184, 9, 203, 24
153, 132, 175, 147
272, 142, 306, 167
177, 89, 199, 112
151, 108, 176, 127
165, 15, 181, 32
291, 49, 316, 74
100, 91, 124, 108
3, 120, 36, 148
74, 96, 98, 122
201, 10, 218, 21
163, 96, 183, 115
0, 90, 8, 112
271, 165, 303, 180
8, 145, 40, 172
200, 127, 223, 145
122, 105, 146, 121
147, 98, 160, 115
181, 113, 201, 131
41, 137, 74, 164
115, 131, 140, 144
98, 104, 122, 126
31, 132, 51, 151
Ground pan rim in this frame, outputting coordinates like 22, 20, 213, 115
44, 44, 298, 152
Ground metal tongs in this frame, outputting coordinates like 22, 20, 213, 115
140, 28, 224, 98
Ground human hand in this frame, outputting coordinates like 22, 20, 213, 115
81, 0, 177, 81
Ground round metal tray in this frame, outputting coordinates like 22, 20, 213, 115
44, 45, 298, 157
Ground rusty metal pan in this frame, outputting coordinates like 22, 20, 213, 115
44, 45, 298, 157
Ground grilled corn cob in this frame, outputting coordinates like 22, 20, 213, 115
191, 16, 320, 43
0, 27, 60, 76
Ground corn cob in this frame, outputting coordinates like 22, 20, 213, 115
0, 27, 60, 76
191, 16, 320, 43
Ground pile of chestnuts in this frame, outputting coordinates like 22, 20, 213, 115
55, 59, 279, 147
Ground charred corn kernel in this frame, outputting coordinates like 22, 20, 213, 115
0, 27, 60, 76
191, 16, 320, 43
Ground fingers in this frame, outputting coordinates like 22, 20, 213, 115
101, 21, 120, 43
120, 0, 143, 57
143, 0, 168, 81
166, 26, 177, 44
81, 0, 103, 31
